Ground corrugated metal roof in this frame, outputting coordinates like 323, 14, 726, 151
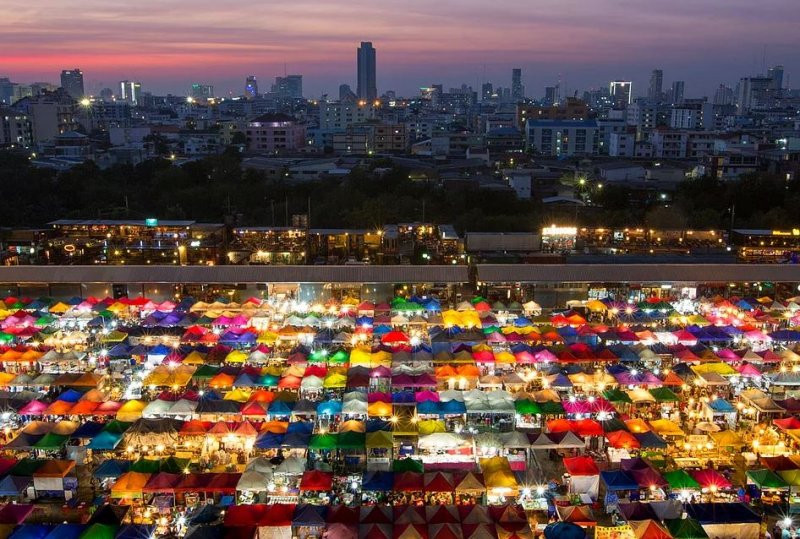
476, 264, 800, 283
0, 265, 469, 284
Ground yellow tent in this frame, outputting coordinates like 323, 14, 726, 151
709, 430, 744, 447
349, 347, 372, 366
323, 373, 347, 388
495, 351, 515, 364
224, 388, 251, 402
49, 302, 70, 314
648, 419, 685, 437
371, 351, 392, 368
367, 401, 392, 417
417, 420, 446, 435
691, 362, 736, 376
586, 300, 607, 312
110, 472, 151, 499
257, 331, 278, 344
0, 372, 15, 386
224, 350, 248, 363
183, 351, 206, 365
116, 400, 147, 422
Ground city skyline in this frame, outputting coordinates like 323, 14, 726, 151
2, 0, 798, 98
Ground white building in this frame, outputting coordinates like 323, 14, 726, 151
650, 130, 716, 159
609, 132, 636, 157
525, 120, 598, 156
318, 101, 377, 130
503, 170, 532, 199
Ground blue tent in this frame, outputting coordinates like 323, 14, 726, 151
254, 433, 284, 449
233, 374, 258, 387
282, 433, 310, 448
544, 522, 585, 539
287, 422, 313, 435
93, 459, 130, 478
0, 476, 30, 496
708, 398, 736, 413
9, 524, 53, 539
416, 400, 441, 416
366, 419, 391, 432
440, 400, 467, 415
43, 524, 84, 539
633, 431, 668, 449
317, 400, 342, 416
600, 470, 639, 491
71, 421, 104, 439
56, 389, 84, 402
362, 471, 394, 491
392, 391, 415, 404
187, 505, 223, 526
268, 400, 294, 416
291, 504, 328, 527
87, 431, 123, 451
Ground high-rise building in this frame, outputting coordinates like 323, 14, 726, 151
0, 78, 15, 105
339, 84, 357, 102
736, 76, 772, 112
357, 41, 377, 100
481, 83, 494, 102
768, 65, 784, 91
119, 81, 142, 106
609, 80, 632, 107
190, 84, 214, 100
713, 84, 734, 106
245, 76, 258, 99
60, 69, 85, 99
273, 75, 303, 99
543, 85, 560, 106
648, 69, 663, 102
99, 88, 114, 101
670, 80, 685, 104
511, 68, 524, 101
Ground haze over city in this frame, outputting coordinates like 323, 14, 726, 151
3, 0, 799, 97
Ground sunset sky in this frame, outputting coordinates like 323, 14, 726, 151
3, 0, 798, 98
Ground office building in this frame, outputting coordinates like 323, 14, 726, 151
648, 69, 663, 102
670, 80, 685, 104
273, 75, 303, 99
511, 68, 524, 100
481, 82, 494, 102
609, 80, 632, 107
525, 119, 599, 156
626, 99, 659, 134
736, 76, 772, 112
356, 41, 377, 100
768, 65, 784, 91
245, 113, 306, 153
245, 76, 258, 99
118, 81, 142, 106
0, 109, 33, 147
0, 78, 15, 105
60, 69, 84, 99
543, 85, 560, 106
190, 84, 214, 101
713, 85, 734, 106
319, 100, 378, 130
517, 97, 587, 128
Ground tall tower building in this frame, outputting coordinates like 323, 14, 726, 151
60, 68, 85, 99
768, 65, 784, 91
357, 42, 377, 100
511, 68, 524, 100
273, 75, 303, 98
609, 80, 632, 107
245, 76, 258, 98
670, 80, 685, 104
119, 81, 142, 105
648, 69, 663, 102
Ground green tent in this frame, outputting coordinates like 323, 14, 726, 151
514, 399, 541, 415
129, 459, 161, 474
330, 350, 349, 363
747, 469, 789, 489
393, 458, 424, 473
308, 350, 327, 362
32, 433, 68, 450
10, 458, 45, 476
192, 365, 219, 379
79, 523, 118, 539
603, 388, 632, 403
259, 375, 279, 387
649, 387, 680, 402
600, 418, 628, 433
538, 401, 564, 415
337, 431, 366, 450
366, 431, 393, 449
663, 470, 701, 490
103, 420, 132, 434
309, 433, 338, 450
664, 518, 709, 539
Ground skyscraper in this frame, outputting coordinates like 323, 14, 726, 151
481, 82, 494, 101
273, 75, 303, 98
609, 80, 632, 107
648, 69, 663, 102
768, 65, 784, 91
713, 84, 734, 106
119, 80, 142, 106
60, 68, 85, 99
670, 80, 685, 104
190, 84, 214, 100
245, 76, 258, 99
511, 68, 524, 101
357, 42, 377, 100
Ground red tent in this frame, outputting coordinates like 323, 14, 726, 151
546, 419, 573, 433
424, 472, 455, 493
606, 430, 641, 450
394, 471, 424, 492
393, 506, 427, 524
563, 456, 599, 476
360, 524, 391, 539
300, 470, 333, 492
327, 504, 359, 526
142, 472, 182, 493
425, 505, 460, 524
393, 523, 428, 539
381, 331, 409, 344
690, 468, 732, 490
773, 417, 800, 431
428, 523, 462, 539
360, 506, 393, 524
573, 419, 604, 437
